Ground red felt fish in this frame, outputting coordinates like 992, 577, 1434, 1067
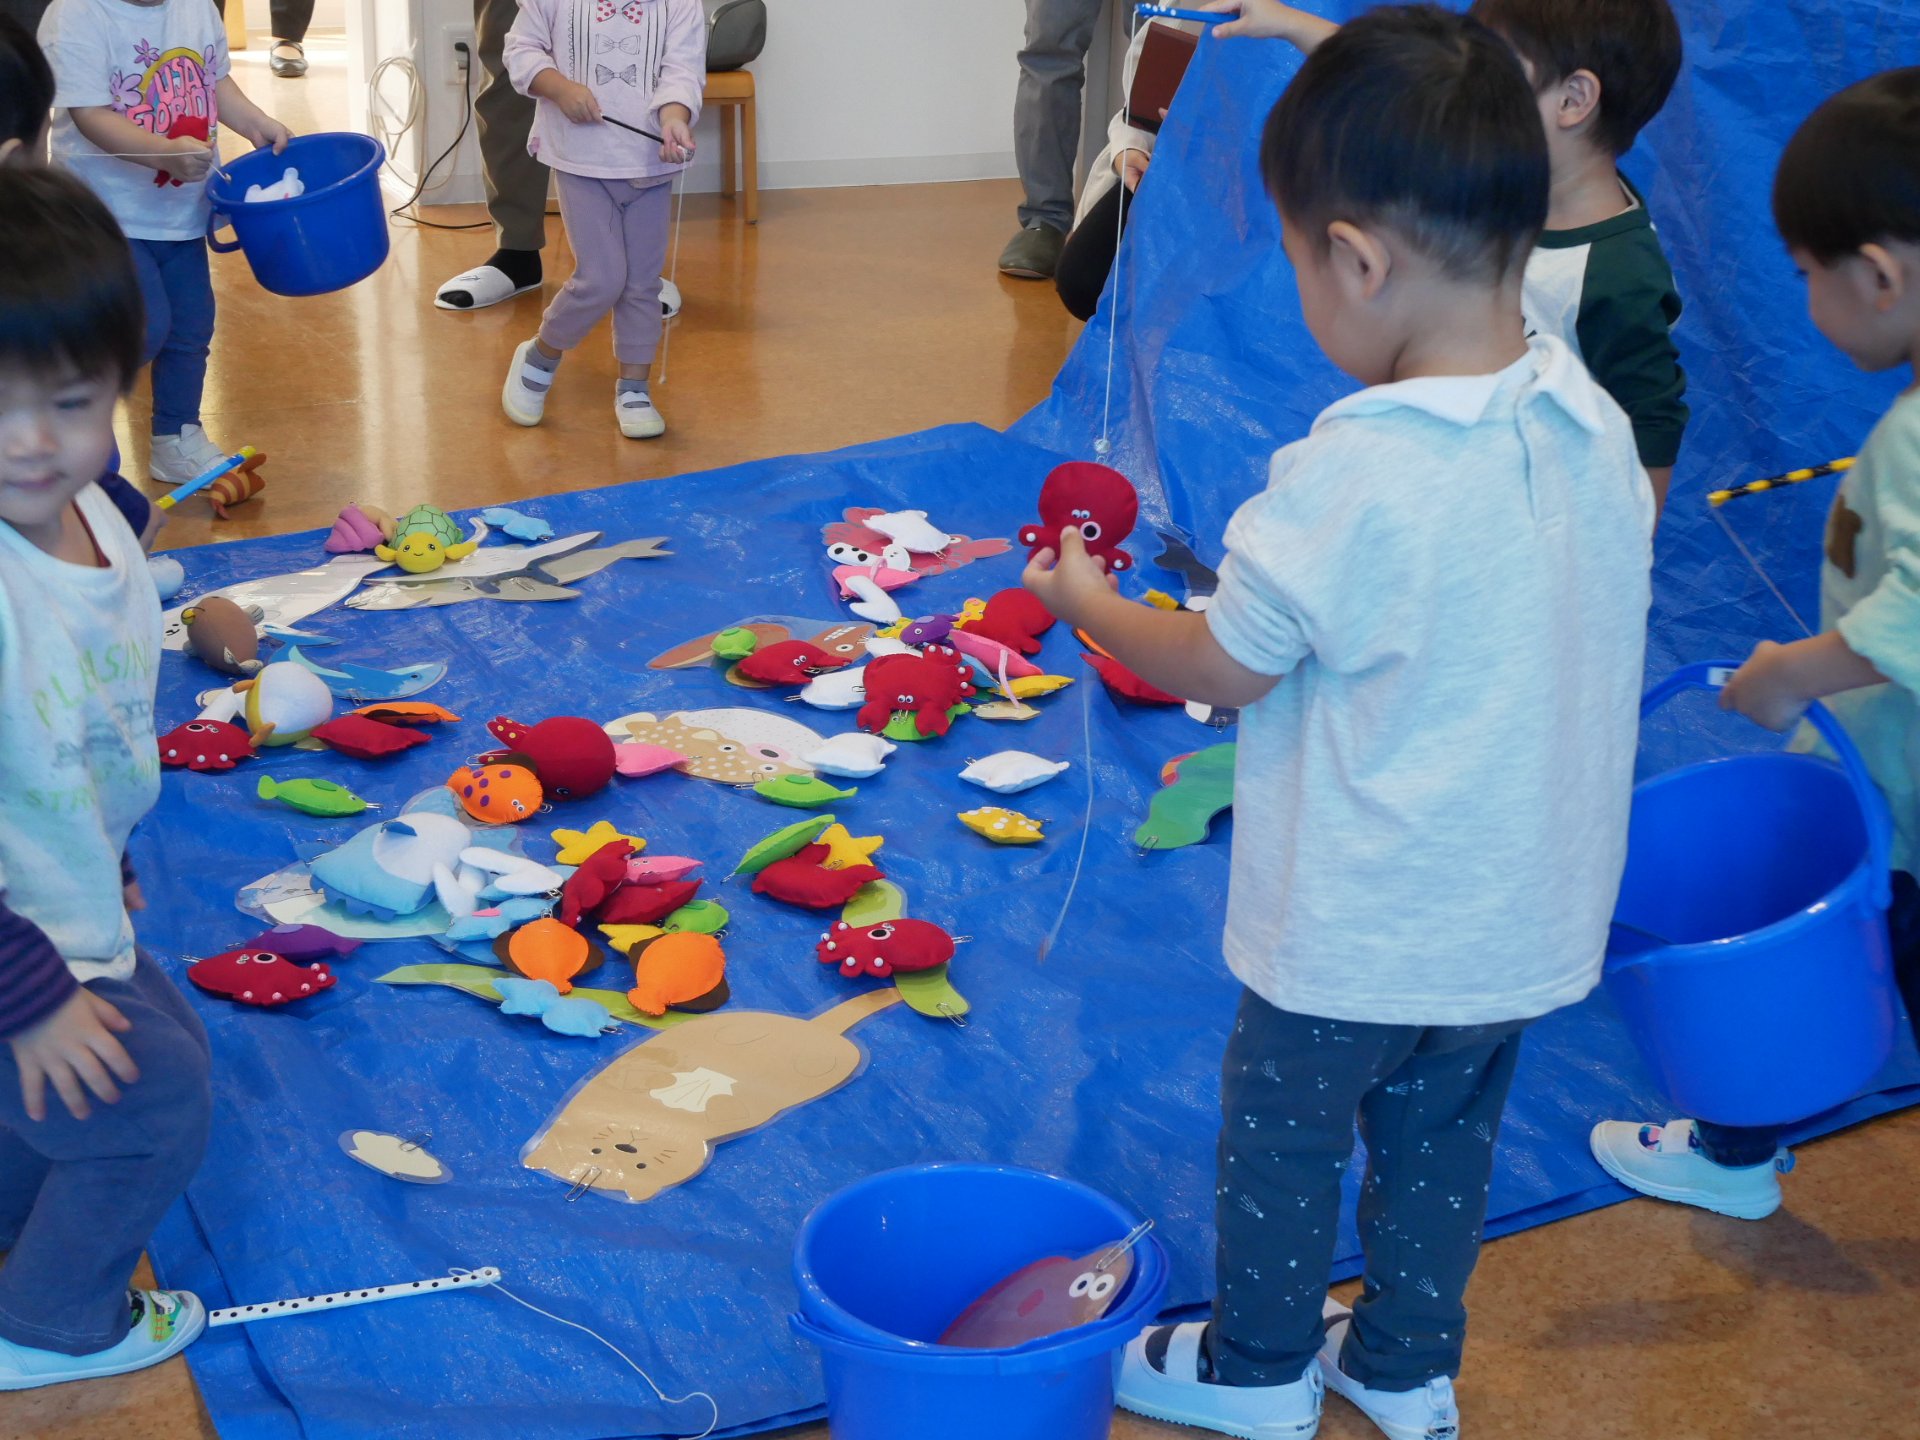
559, 839, 636, 928
855, 646, 976, 738
962, 588, 1056, 656
1084, 652, 1185, 705
153, 114, 210, 188
157, 718, 255, 772
595, 878, 702, 926
187, 947, 336, 1006
752, 844, 882, 909
1019, 462, 1139, 573
816, 918, 956, 979
734, 639, 852, 687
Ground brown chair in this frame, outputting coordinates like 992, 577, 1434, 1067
702, 70, 757, 224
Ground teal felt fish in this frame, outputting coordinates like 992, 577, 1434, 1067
480, 507, 556, 543
494, 977, 616, 1037
257, 775, 375, 817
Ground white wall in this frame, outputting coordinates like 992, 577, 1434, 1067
351, 0, 1056, 207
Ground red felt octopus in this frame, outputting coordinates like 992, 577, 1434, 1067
1019, 461, 1139, 573
962, 588, 1056, 657
188, 948, 336, 1006
815, 918, 956, 979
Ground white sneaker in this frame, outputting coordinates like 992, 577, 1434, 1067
615, 386, 665, 439
1318, 1303, 1458, 1440
1590, 1119, 1787, 1220
502, 340, 555, 428
147, 423, 228, 486
1115, 1321, 1323, 1439
0, 1290, 205, 1391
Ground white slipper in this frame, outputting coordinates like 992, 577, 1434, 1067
435, 265, 540, 311
616, 388, 665, 439
660, 277, 682, 319
0, 1290, 205, 1391
1116, 1321, 1323, 1439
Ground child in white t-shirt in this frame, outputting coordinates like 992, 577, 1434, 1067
38, 0, 289, 487
1025, 9, 1652, 1438
0, 166, 211, 1392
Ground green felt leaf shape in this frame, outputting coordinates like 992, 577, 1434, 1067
1134, 742, 1237, 851
731, 815, 835, 875
841, 880, 908, 926
894, 963, 969, 1021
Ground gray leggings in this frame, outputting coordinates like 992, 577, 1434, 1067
0, 953, 211, 1355
1209, 990, 1526, 1392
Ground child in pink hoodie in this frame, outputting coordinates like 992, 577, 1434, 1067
500, 0, 705, 439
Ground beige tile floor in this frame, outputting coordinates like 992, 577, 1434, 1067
5, 34, 1920, 1440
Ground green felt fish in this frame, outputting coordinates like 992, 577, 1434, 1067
755, 775, 857, 809
257, 775, 375, 818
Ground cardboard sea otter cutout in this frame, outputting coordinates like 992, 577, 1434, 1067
522, 989, 901, 1202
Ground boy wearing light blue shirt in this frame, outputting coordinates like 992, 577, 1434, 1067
1026, 10, 1653, 1438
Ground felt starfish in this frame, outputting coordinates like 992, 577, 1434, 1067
599, 923, 665, 951
817, 823, 885, 870
552, 820, 644, 865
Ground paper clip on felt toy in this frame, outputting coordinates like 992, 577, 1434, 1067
155, 444, 266, 515
1708, 457, 1855, 507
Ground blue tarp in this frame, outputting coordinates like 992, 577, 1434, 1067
145, 4, 1919, 1436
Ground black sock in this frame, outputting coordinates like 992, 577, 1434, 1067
485, 248, 543, 288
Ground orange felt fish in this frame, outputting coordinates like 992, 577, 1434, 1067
351, 701, 462, 725
495, 918, 592, 994
626, 932, 729, 1017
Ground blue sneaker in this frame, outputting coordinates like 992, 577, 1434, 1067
0, 1290, 205, 1390
1590, 1119, 1788, 1220
1116, 1320, 1323, 1439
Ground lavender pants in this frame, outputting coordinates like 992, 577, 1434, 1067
538, 172, 672, 366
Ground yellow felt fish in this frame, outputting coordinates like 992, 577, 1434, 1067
1007, 674, 1074, 700
817, 823, 885, 870
959, 807, 1045, 845
553, 820, 644, 865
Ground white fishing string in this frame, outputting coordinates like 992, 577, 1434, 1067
453, 1269, 718, 1440
1097, 147, 1135, 457
1710, 502, 1816, 639
655, 161, 690, 386
1038, 674, 1098, 963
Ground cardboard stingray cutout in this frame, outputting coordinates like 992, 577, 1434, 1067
522, 988, 901, 1202
347, 537, 670, 610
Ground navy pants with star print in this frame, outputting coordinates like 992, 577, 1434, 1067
1208, 990, 1528, 1392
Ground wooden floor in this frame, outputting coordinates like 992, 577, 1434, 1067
8, 37, 1920, 1440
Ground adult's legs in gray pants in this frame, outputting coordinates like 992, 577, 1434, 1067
1000, 0, 1104, 277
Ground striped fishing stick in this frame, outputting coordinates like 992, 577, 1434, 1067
1708, 457, 1854, 507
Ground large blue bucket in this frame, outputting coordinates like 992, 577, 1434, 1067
791, 1163, 1169, 1440
206, 132, 389, 297
1607, 662, 1898, 1127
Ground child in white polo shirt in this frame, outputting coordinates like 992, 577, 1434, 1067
1025, 8, 1653, 1438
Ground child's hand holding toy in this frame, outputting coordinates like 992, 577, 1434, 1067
1022, 526, 1120, 630
659, 103, 696, 164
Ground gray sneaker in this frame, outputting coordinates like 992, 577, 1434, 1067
998, 224, 1066, 279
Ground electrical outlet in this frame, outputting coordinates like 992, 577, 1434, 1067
443, 25, 475, 85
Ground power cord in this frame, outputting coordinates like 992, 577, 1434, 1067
376, 39, 490, 230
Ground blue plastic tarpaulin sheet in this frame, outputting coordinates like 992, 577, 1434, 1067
143, 4, 1920, 1436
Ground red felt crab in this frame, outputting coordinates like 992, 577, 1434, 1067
1019, 461, 1139, 573
187, 947, 336, 1006
855, 645, 976, 739
483, 715, 616, 800
816, 918, 956, 979
157, 718, 255, 772
734, 639, 852, 687
962, 588, 1056, 656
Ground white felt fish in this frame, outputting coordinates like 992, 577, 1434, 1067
797, 667, 868, 711
960, 751, 1071, 794
805, 732, 896, 779
867, 509, 954, 555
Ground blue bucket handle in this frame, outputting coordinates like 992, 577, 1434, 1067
205, 208, 243, 254
1643, 661, 1892, 910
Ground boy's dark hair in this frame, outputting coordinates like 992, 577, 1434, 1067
1261, 5, 1548, 283
0, 168, 143, 388
1468, 0, 1682, 157
1774, 68, 1920, 266
0, 14, 54, 150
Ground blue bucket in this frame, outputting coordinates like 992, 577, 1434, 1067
1607, 662, 1898, 1128
206, 132, 389, 297
791, 1163, 1169, 1440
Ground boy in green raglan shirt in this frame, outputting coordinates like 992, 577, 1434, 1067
1207, 0, 1690, 510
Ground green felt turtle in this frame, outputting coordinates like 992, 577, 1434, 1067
375, 505, 480, 574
